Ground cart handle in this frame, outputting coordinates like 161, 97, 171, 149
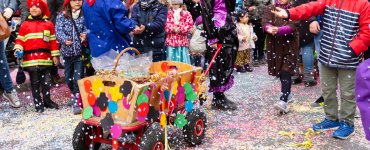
112, 47, 141, 73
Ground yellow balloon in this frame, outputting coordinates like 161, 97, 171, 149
109, 85, 123, 101
92, 78, 104, 97
160, 114, 166, 128
171, 82, 178, 95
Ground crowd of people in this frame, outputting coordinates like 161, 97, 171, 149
0, 0, 369, 142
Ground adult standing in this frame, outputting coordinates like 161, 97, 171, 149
294, 0, 317, 87
244, 0, 270, 67
200, 0, 239, 110
0, 0, 21, 108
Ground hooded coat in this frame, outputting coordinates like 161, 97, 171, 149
355, 59, 370, 141
82, 0, 135, 57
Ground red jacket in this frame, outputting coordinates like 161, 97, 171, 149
14, 16, 60, 67
287, 0, 370, 69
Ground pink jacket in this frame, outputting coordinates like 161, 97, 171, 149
165, 9, 193, 47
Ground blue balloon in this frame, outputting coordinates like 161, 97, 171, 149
185, 101, 193, 112
164, 90, 170, 101
108, 101, 118, 113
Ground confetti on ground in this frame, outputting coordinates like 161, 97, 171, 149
0, 65, 369, 149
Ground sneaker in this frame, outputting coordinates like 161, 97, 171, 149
273, 100, 289, 113
292, 75, 303, 85
244, 64, 253, 72
236, 66, 247, 73
67, 94, 75, 106
311, 96, 324, 108
332, 122, 355, 140
2, 91, 21, 108
312, 118, 340, 131
72, 105, 82, 115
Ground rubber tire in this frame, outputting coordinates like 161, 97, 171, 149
139, 122, 165, 150
72, 122, 101, 150
183, 109, 207, 146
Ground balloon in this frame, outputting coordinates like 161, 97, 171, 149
84, 80, 92, 93
92, 105, 101, 117
83, 106, 93, 119
137, 94, 149, 106
110, 124, 122, 139
171, 82, 178, 95
122, 97, 130, 109
87, 93, 96, 106
108, 101, 118, 113
161, 62, 169, 72
92, 78, 104, 97
137, 102, 149, 117
160, 113, 166, 128
185, 101, 193, 112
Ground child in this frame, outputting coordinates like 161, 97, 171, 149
272, 0, 370, 139
262, 0, 298, 113
14, 0, 60, 113
165, 0, 193, 64
189, 16, 206, 67
236, 10, 257, 73
56, 0, 86, 114
131, 0, 168, 62
356, 58, 370, 141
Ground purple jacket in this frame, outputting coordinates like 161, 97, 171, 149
355, 58, 370, 141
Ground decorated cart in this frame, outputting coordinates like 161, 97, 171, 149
72, 48, 208, 150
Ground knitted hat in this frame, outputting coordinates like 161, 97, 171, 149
27, 0, 50, 17
195, 16, 202, 26
171, 0, 183, 4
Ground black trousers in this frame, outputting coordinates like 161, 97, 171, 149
25, 66, 52, 105
206, 44, 237, 91
364, 47, 370, 60
250, 20, 266, 60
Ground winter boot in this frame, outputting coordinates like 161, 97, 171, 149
44, 99, 59, 109
34, 98, 45, 113
212, 92, 237, 110
236, 66, 247, 73
244, 64, 253, 72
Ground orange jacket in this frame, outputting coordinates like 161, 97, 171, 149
14, 16, 60, 67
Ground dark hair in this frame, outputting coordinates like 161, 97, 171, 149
62, 3, 82, 18
236, 10, 248, 22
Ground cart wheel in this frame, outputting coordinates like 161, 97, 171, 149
72, 122, 101, 150
183, 109, 207, 146
139, 122, 165, 150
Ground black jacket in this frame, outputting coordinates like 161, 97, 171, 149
294, 0, 316, 47
200, 0, 237, 44
184, 0, 202, 21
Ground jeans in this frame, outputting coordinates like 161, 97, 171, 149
0, 41, 14, 92
314, 30, 323, 72
25, 66, 52, 104
301, 42, 315, 82
64, 55, 84, 94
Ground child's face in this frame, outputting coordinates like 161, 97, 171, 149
29, 6, 42, 17
279, 0, 290, 5
172, 4, 181, 9
239, 15, 249, 24
70, 0, 83, 10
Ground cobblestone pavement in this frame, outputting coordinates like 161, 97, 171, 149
0, 65, 369, 149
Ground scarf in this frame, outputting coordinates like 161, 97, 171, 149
173, 8, 181, 25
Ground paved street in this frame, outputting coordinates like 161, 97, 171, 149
0, 65, 369, 149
